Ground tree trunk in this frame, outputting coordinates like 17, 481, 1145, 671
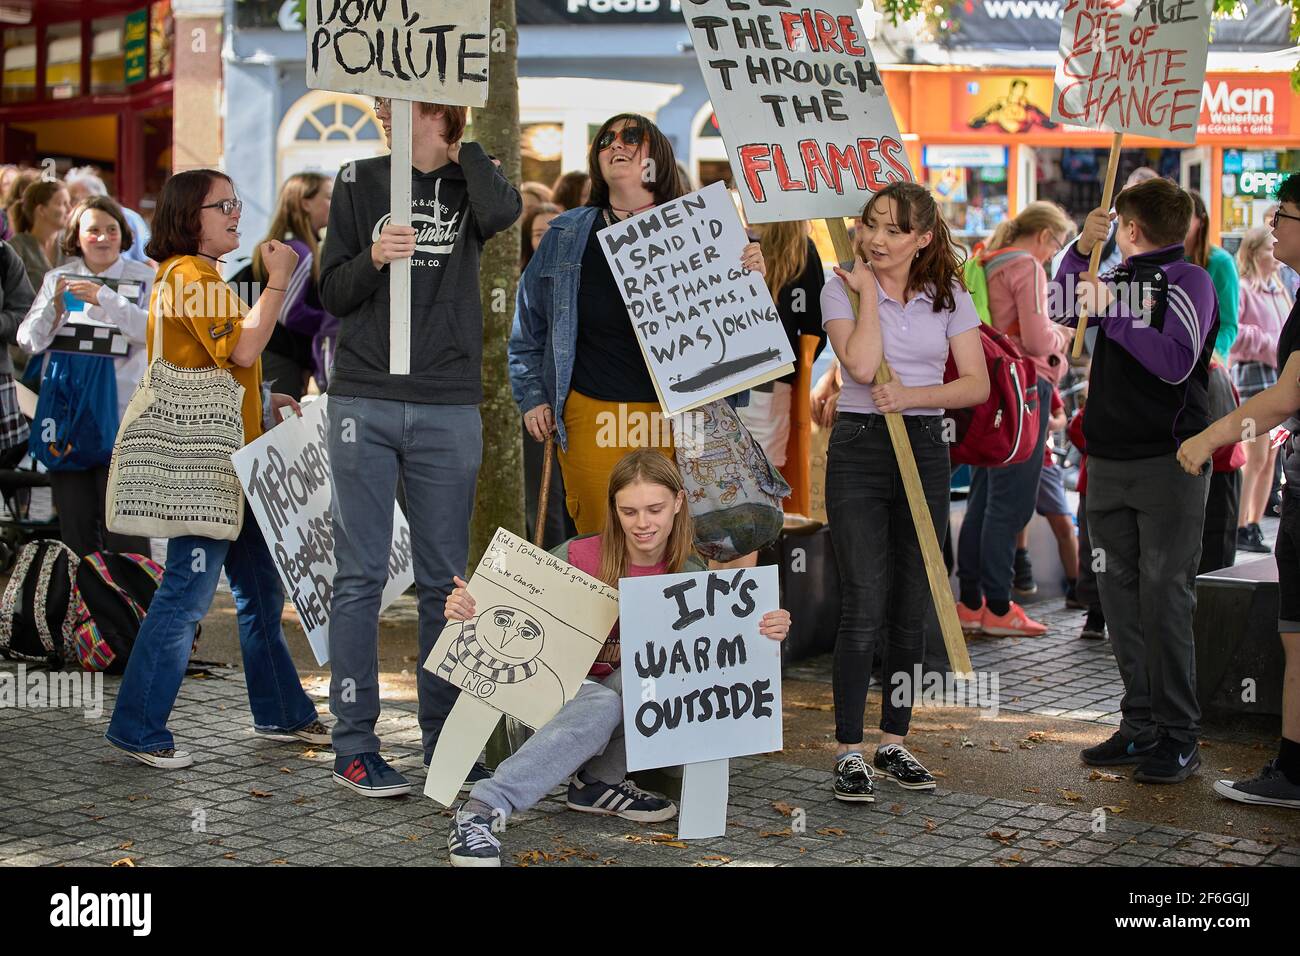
469, 0, 524, 570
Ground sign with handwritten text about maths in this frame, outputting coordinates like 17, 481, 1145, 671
680, 0, 912, 223
1050, 0, 1211, 143
598, 182, 794, 416
620, 566, 783, 770
307, 0, 490, 107
232, 398, 414, 666
424, 528, 620, 731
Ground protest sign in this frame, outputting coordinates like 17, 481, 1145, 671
423, 527, 620, 804
620, 566, 783, 770
680, 0, 912, 223
232, 398, 414, 665
599, 181, 794, 416
306, 0, 491, 375
1050, 0, 1211, 144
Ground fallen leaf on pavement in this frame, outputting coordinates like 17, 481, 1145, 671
1039, 840, 1062, 849
701, 855, 731, 863
772, 801, 797, 817
1089, 770, 1125, 782
279, 767, 294, 774
924, 819, 937, 832
116, 841, 133, 850
759, 829, 792, 838
1098, 805, 1127, 814
222, 853, 237, 860
301, 749, 319, 759
249, 790, 272, 799
987, 830, 1020, 845
817, 827, 846, 837
988, 741, 1011, 753
111, 857, 136, 867
270, 859, 288, 865
1022, 787, 1041, 795
1059, 789, 1084, 802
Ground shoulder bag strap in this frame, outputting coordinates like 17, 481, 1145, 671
150, 259, 185, 370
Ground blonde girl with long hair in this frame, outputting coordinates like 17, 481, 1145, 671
1231, 225, 1295, 551
253, 172, 336, 397
440, 449, 792, 866
737, 220, 827, 468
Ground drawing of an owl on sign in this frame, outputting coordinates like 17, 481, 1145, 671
433, 605, 564, 713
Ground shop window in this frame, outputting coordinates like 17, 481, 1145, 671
278, 91, 387, 187
923, 146, 1009, 252
149, 1, 173, 80
45, 23, 82, 100
1221, 149, 1300, 243
92, 16, 128, 96
1, 28, 37, 104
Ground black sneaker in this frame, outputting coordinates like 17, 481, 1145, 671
873, 744, 937, 790
1079, 609, 1106, 640
833, 752, 875, 802
1064, 580, 1086, 610
565, 776, 677, 822
333, 752, 412, 797
1133, 738, 1201, 784
1080, 730, 1157, 766
1213, 760, 1300, 809
1012, 548, 1037, 597
447, 808, 502, 867
1238, 524, 1270, 554
424, 755, 494, 792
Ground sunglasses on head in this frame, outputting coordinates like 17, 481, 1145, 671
597, 126, 645, 152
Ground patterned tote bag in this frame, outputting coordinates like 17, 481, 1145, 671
106, 259, 246, 540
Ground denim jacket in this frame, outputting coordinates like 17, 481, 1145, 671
508, 206, 600, 453
508, 205, 748, 452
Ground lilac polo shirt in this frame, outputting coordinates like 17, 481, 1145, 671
821, 276, 981, 415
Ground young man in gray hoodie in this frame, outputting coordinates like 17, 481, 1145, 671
319, 98, 521, 796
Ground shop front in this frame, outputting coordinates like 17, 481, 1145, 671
0, 0, 176, 216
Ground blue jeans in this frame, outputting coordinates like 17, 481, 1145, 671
957, 378, 1052, 608
105, 506, 318, 752
326, 395, 482, 758
826, 412, 951, 741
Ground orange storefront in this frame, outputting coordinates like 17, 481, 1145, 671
878, 67, 1298, 251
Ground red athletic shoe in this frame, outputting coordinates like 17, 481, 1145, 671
956, 600, 985, 635
981, 602, 1048, 637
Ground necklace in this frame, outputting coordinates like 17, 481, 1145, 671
608, 200, 655, 218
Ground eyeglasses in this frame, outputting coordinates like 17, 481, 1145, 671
201, 198, 243, 217
597, 126, 645, 152
373, 96, 390, 114
1271, 209, 1300, 229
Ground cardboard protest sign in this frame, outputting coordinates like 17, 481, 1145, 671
424, 528, 620, 731
1050, 0, 1211, 143
599, 181, 794, 416
620, 566, 783, 770
680, 0, 912, 223
232, 398, 414, 665
306, 0, 490, 107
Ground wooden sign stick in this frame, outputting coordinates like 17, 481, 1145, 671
534, 439, 554, 548
389, 98, 413, 375
824, 217, 974, 677
1071, 130, 1124, 359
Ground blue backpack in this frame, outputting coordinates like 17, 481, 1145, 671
28, 351, 119, 471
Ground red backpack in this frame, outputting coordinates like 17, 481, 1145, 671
943, 324, 1040, 467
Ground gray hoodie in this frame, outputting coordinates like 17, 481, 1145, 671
319, 142, 521, 404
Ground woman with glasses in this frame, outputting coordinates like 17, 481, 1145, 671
956, 200, 1074, 640
509, 113, 765, 534
105, 169, 330, 769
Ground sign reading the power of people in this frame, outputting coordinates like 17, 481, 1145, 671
680, 0, 912, 223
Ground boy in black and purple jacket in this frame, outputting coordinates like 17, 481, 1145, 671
1052, 178, 1219, 784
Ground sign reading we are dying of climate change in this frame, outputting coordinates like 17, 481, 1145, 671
232, 399, 415, 666
680, 0, 912, 222
307, 0, 491, 107
599, 182, 794, 416
1050, 0, 1212, 143
620, 567, 783, 770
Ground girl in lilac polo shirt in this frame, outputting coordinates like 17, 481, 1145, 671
820, 182, 989, 803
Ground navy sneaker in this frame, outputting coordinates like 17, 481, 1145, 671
447, 808, 502, 867
1214, 760, 1300, 809
333, 752, 411, 797
1080, 730, 1158, 766
424, 755, 494, 792
565, 776, 677, 822
1133, 738, 1201, 784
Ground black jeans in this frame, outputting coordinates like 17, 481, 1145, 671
826, 412, 951, 742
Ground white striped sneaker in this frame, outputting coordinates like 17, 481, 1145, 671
565, 776, 678, 823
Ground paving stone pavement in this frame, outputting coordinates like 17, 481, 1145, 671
2, 663, 1296, 868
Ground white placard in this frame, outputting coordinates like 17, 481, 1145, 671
306, 0, 491, 108
680, 0, 912, 224
598, 181, 794, 416
232, 398, 414, 665
1050, 0, 1211, 143
620, 566, 783, 771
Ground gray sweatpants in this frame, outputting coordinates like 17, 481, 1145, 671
470, 668, 626, 821
1087, 454, 1210, 746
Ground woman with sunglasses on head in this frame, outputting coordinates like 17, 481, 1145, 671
510, 114, 765, 534
955, 201, 1073, 640
105, 170, 330, 769
823, 182, 988, 802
